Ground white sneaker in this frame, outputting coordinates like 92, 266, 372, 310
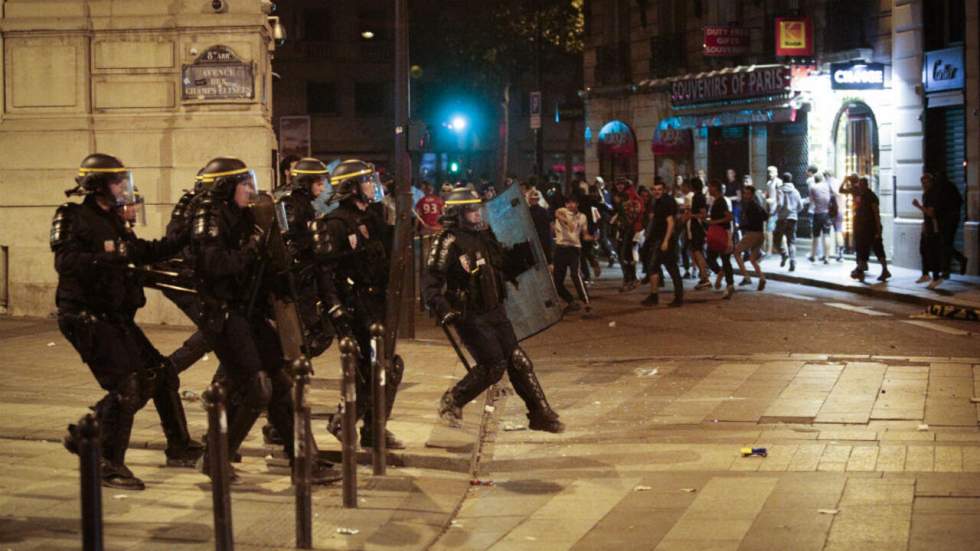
927, 278, 943, 290
915, 275, 931, 284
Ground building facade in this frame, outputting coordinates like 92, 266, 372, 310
582, 0, 977, 274
0, 0, 279, 322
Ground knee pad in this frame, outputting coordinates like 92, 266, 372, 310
510, 348, 534, 374
116, 373, 149, 415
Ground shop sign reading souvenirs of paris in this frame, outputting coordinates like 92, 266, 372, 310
182, 45, 255, 101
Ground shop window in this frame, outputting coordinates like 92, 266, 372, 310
354, 82, 389, 116
307, 82, 338, 115
833, 103, 879, 251
303, 9, 332, 42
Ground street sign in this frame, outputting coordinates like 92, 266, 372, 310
529, 91, 542, 130
181, 45, 254, 101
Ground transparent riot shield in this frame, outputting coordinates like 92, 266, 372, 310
485, 185, 562, 340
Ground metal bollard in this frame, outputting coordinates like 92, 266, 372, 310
338, 337, 358, 508
369, 323, 387, 475
202, 384, 234, 551
291, 357, 313, 549
78, 414, 103, 551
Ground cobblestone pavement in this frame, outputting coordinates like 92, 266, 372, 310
3, 277, 980, 550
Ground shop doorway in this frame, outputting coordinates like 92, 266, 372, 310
832, 102, 879, 250
707, 126, 749, 183
597, 120, 638, 183
925, 105, 967, 252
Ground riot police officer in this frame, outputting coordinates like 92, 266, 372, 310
159, 168, 212, 373
190, 157, 338, 482
314, 159, 405, 449
116, 190, 204, 468
53, 153, 185, 489
424, 187, 564, 433
276, 157, 335, 358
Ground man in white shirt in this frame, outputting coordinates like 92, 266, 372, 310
552, 195, 594, 316
764, 166, 782, 254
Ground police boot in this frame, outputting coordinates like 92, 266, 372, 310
438, 390, 463, 428
101, 458, 145, 491
195, 452, 242, 484
508, 349, 565, 434
262, 423, 284, 446
154, 381, 204, 468
360, 425, 405, 450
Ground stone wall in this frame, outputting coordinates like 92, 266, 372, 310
0, 0, 277, 323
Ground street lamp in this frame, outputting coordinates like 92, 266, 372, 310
449, 115, 467, 133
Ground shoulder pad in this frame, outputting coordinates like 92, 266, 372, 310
191, 193, 221, 241
50, 203, 81, 251
426, 230, 456, 272
171, 190, 196, 221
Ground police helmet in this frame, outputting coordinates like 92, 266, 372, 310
198, 157, 257, 202
70, 153, 134, 205
442, 186, 488, 231
288, 157, 329, 193
328, 159, 383, 204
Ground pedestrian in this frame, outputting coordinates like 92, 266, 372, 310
576, 180, 602, 283
612, 188, 642, 291
675, 178, 692, 278
772, 172, 802, 271
734, 184, 767, 290
53, 153, 186, 490
724, 168, 743, 244
763, 166, 782, 254
552, 194, 594, 315
824, 170, 845, 262
935, 172, 968, 277
807, 170, 834, 264
641, 180, 683, 307
426, 187, 564, 433
850, 176, 891, 282
687, 177, 711, 289
705, 179, 735, 299
415, 181, 445, 235
593, 178, 617, 267
912, 173, 943, 287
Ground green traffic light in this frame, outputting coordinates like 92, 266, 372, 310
450, 162, 459, 173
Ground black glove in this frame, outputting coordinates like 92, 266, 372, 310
327, 304, 355, 337
242, 224, 266, 258
511, 240, 536, 269
438, 309, 461, 327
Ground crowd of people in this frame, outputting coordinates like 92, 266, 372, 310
413, 161, 967, 313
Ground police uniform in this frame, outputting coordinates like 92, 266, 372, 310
52, 153, 185, 490
314, 159, 404, 449
424, 187, 564, 433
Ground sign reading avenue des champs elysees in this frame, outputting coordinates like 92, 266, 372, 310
182, 45, 255, 101
671, 66, 791, 107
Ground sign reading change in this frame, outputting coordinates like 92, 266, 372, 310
182, 45, 255, 101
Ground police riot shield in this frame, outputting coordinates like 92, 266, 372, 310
485, 185, 562, 341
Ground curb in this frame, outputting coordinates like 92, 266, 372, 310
762, 270, 980, 310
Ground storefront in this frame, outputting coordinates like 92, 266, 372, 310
922, 46, 968, 252
596, 120, 638, 183
652, 126, 693, 184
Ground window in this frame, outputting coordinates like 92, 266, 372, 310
307, 82, 338, 114
823, 0, 878, 52
354, 82, 388, 116
649, 34, 684, 78
304, 9, 331, 42
924, 0, 965, 51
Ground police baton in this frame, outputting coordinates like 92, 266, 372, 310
440, 323, 473, 373
291, 357, 314, 548
369, 324, 387, 475
338, 337, 359, 508
202, 384, 234, 551
77, 414, 103, 551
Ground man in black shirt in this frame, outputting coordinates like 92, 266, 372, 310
734, 185, 768, 290
641, 180, 683, 307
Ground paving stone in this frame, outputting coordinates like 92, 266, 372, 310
787, 444, 826, 472
875, 446, 907, 472
845, 446, 879, 471
934, 446, 964, 472
904, 445, 935, 472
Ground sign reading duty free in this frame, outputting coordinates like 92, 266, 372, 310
830, 62, 886, 90
182, 45, 255, 101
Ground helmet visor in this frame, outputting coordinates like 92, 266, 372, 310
234, 170, 260, 206
358, 171, 384, 203
459, 203, 488, 231
110, 171, 136, 207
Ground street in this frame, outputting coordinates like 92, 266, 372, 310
2, 275, 980, 550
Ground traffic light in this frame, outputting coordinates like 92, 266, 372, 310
450, 161, 459, 173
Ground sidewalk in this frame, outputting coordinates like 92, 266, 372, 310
754, 254, 980, 311
0, 319, 482, 550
